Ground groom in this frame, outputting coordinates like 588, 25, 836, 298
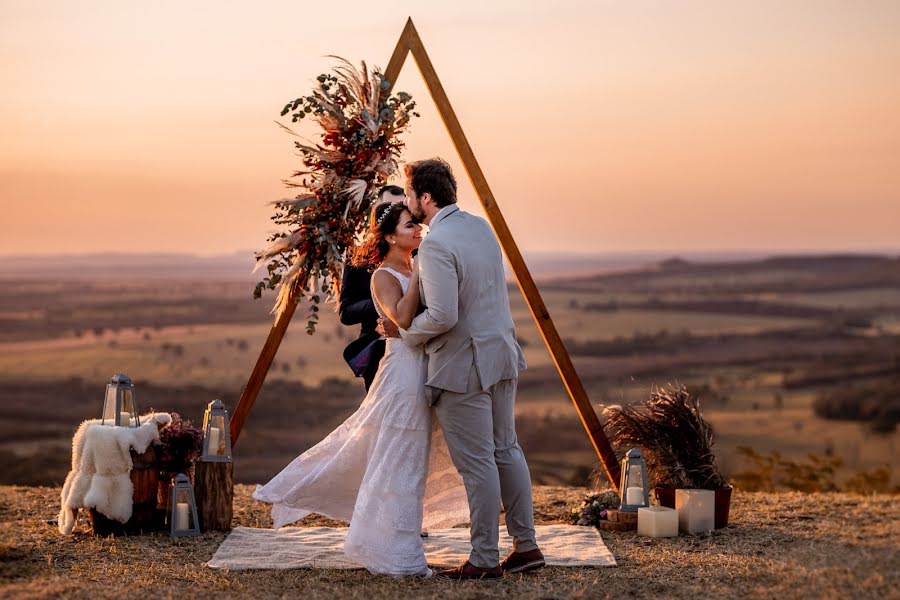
380, 158, 543, 579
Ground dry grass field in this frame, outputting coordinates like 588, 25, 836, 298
1, 485, 897, 600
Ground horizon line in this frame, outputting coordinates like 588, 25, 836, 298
0, 248, 899, 261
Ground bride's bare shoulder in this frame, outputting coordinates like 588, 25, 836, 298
371, 269, 403, 293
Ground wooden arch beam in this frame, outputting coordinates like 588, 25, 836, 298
231, 17, 621, 488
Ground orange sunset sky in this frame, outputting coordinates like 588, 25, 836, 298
1, 1, 898, 257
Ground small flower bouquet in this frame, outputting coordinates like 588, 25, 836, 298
157, 412, 203, 482
154, 411, 202, 512
570, 490, 620, 527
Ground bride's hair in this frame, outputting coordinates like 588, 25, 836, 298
350, 201, 408, 268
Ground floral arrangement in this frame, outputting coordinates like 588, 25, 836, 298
603, 384, 728, 490
569, 490, 620, 527
157, 412, 203, 481
253, 58, 419, 333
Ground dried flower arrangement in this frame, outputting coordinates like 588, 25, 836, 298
253, 58, 418, 333
603, 384, 728, 490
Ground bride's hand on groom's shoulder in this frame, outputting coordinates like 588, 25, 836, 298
377, 318, 401, 339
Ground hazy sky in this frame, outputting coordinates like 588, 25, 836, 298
1, 1, 898, 256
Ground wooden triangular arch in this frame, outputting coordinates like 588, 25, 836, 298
230, 17, 622, 488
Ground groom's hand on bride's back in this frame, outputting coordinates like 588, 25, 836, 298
377, 318, 401, 339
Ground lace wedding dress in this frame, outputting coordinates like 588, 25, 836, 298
253, 266, 469, 576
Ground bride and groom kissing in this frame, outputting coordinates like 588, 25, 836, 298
253, 158, 544, 579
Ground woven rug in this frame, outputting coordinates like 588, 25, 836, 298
207, 524, 616, 570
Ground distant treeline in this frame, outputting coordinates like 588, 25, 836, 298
546, 254, 900, 295
562, 327, 869, 359
577, 298, 842, 320
813, 379, 900, 434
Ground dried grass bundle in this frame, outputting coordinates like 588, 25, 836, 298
603, 384, 728, 489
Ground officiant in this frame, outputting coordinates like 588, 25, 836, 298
339, 185, 406, 389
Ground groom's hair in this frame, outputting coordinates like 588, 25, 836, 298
404, 158, 457, 208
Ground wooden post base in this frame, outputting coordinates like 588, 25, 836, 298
194, 461, 234, 531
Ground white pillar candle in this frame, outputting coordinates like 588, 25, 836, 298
176, 502, 190, 530
675, 489, 715, 534
637, 506, 679, 538
625, 486, 644, 505
119, 412, 132, 427
207, 427, 221, 455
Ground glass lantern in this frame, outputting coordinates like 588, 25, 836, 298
201, 399, 232, 462
169, 473, 200, 537
618, 448, 650, 512
101, 373, 140, 427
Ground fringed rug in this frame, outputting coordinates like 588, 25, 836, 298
207, 524, 616, 570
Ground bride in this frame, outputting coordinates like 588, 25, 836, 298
253, 201, 468, 577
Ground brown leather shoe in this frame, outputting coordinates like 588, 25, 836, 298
435, 560, 503, 580
501, 548, 545, 574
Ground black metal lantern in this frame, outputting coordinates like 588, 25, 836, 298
169, 473, 200, 537
618, 448, 650, 512
201, 400, 232, 462
101, 373, 140, 427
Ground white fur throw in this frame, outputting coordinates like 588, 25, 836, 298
58, 412, 172, 534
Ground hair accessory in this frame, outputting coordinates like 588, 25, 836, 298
376, 206, 393, 228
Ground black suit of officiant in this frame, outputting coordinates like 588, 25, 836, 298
339, 263, 386, 390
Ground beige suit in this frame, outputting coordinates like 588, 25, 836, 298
400, 204, 537, 567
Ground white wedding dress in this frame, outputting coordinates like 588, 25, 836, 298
253, 266, 469, 576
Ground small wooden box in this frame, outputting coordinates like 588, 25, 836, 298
599, 520, 637, 532
606, 509, 638, 524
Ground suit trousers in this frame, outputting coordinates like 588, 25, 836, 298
432, 366, 538, 567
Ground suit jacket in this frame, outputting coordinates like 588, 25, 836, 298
339, 264, 379, 334
400, 205, 526, 398
339, 263, 384, 388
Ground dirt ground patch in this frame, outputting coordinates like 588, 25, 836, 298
1, 485, 897, 599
